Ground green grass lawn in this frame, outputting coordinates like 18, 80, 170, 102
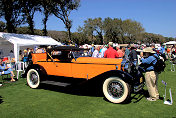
0, 61, 176, 118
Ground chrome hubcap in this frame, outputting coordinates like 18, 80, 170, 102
30, 72, 38, 85
108, 81, 124, 99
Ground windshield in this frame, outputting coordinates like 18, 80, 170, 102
48, 48, 90, 61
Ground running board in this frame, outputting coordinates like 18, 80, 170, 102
41, 81, 71, 87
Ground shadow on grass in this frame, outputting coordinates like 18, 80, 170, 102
1, 76, 18, 82
32, 76, 104, 98
131, 89, 164, 103
39, 81, 103, 98
0, 96, 3, 104
26, 76, 150, 104
131, 89, 149, 103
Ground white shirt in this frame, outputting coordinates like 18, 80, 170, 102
92, 50, 99, 58
100, 47, 107, 58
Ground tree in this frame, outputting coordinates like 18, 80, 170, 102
81, 18, 104, 44
92, 18, 104, 44
0, 21, 6, 32
165, 37, 175, 42
142, 32, 165, 44
103, 18, 122, 43
79, 17, 146, 44
76, 26, 90, 45
0, 0, 24, 33
19, 0, 41, 34
122, 19, 145, 44
82, 18, 94, 43
40, 0, 53, 36
52, 0, 80, 42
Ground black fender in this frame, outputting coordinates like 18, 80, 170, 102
90, 70, 134, 85
22, 64, 48, 80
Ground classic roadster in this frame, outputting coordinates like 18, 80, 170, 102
23, 46, 144, 103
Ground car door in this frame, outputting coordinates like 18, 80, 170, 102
71, 58, 87, 79
44, 51, 72, 77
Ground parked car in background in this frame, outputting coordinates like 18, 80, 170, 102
22, 46, 145, 104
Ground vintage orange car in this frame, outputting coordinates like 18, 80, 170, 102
23, 46, 144, 103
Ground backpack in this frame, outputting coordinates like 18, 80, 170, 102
153, 55, 166, 73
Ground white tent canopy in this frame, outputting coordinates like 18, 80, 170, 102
0, 32, 62, 62
165, 41, 176, 45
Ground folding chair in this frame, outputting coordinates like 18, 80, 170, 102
15, 62, 25, 80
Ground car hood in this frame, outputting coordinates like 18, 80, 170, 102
72, 57, 123, 65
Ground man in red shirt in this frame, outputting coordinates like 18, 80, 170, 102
104, 42, 119, 58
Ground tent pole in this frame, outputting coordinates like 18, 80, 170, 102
14, 44, 19, 62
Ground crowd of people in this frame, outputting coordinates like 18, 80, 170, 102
19, 46, 46, 63
88, 42, 176, 102
88, 42, 176, 61
0, 46, 47, 85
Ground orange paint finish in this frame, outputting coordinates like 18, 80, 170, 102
32, 53, 123, 79
71, 57, 122, 79
32, 53, 47, 62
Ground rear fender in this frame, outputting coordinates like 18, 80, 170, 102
22, 64, 47, 80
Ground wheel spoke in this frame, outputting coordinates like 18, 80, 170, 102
30, 72, 38, 85
108, 81, 124, 99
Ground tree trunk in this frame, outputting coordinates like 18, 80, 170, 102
42, 5, 49, 36
5, 16, 16, 33
98, 33, 103, 45
68, 27, 72, 42
27, 16, 34, 35
43, 14, 48, 36
4, 5, 16, 33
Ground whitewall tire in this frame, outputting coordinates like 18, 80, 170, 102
27, 69, 40, 88
103, 77, 130, 103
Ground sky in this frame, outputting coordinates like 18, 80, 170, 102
34, 0, 176, 38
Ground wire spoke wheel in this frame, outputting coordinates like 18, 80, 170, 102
30, 72, 38, 85
108, 81, 124, 99
27, 69, 40, 88
103, 77, 130, 103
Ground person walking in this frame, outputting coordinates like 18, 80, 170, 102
140, 47, 159, 101
104, 42, 118, 58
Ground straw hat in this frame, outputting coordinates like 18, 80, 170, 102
143, 47, 156, 53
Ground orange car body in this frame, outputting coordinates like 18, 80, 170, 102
32, 53, 123, 79
25, 46, 146, 104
